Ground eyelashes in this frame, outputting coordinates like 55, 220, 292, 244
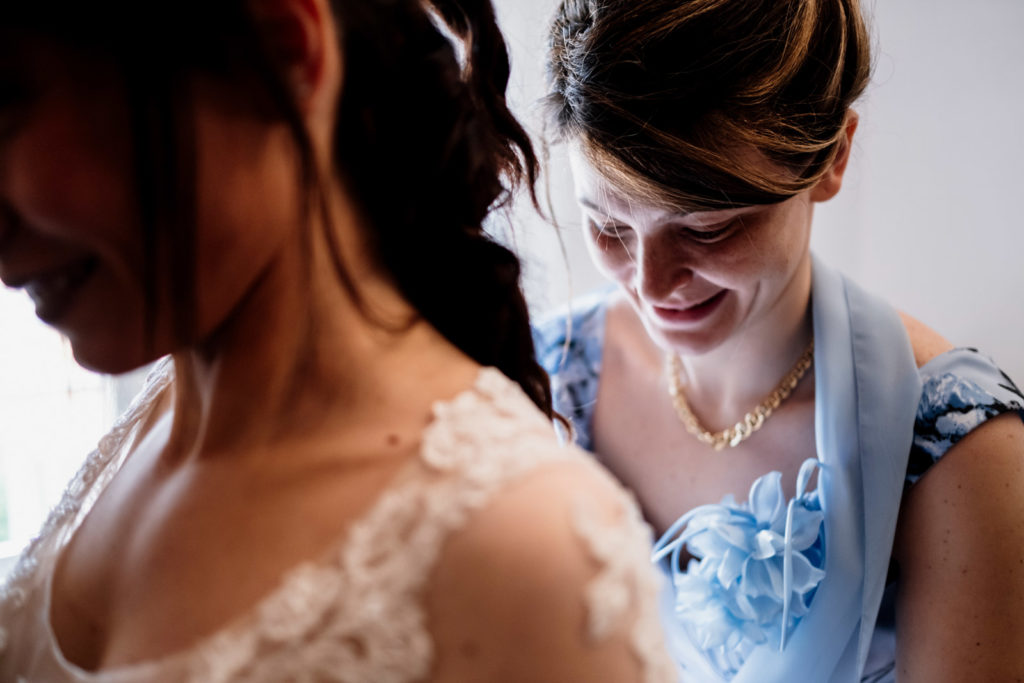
588, 220, 630, 240
681, 220, 737, 243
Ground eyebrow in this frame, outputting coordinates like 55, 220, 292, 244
576, 196, 695, 220
577, 197, 608, 214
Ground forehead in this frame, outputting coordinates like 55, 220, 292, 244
568, 142, 746, 225
567, 139, 794, 230
567, 142, 671, 220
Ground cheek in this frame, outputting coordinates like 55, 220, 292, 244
671, 239, 758, 289
583, 230, 635, 282
189, 116, 300, 337
756, 204, 813, 278
701, 210, 810, 288
6, 102, 141, 275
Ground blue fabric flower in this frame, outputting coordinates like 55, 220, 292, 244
653, 458, 825, 679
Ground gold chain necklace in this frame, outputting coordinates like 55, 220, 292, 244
666, 339, 814, 451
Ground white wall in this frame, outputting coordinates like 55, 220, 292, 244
495, 0, 1024, 383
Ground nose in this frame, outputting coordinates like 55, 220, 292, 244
635, 235, 694, 303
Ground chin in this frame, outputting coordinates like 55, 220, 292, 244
70, 348, 148, 376
65, 330, 158, 376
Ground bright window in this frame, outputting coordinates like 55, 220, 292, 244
0, 289, 120, 565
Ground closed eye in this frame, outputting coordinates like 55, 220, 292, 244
587, 218, 633, 240
680, 219, 738, 243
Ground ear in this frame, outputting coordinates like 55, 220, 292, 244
249, 0, 341, 117
809, 111, 859, 203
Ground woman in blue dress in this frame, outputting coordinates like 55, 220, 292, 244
535, 0, 1024, 680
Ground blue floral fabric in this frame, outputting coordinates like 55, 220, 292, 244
908, 348, 1024, 484
533, 290, 1024, 681
531, 288, 610, 452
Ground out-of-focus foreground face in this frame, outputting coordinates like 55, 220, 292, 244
568, 143, 817, 357
0, 41, 303, 373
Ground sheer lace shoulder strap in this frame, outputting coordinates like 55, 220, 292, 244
417, 370, 674, 682
425, 454, 676, 683
48, 358, 173, 535
571, 465, 678, 683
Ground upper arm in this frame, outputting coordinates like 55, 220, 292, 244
899, 312, 953, 368
894, 412, 1024, 681
425, 459, 674, 683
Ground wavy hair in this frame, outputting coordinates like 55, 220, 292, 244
546, 0, 872, 211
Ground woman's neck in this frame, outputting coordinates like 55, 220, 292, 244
673, 256, 814, 430
164, 189, 473, 465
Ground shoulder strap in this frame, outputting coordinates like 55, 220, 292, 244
734, 255, 921, 682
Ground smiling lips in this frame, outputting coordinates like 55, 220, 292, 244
9, 257, 99, 323
649, 290, 728, 325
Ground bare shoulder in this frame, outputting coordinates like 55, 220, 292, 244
898, 311, 954, 368
425, 456, 671, 683
894, 412, 1024, 679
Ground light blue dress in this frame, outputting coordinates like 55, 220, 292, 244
533, 256, 1024, 682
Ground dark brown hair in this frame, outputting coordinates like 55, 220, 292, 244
546, 0, 872, 211
1, 0, 555, 417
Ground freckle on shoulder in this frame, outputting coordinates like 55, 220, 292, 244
899, 312, 954, 368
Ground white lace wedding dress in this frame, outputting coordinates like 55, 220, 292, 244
0, 361, 675, 682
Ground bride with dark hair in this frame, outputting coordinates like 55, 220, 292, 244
0, 1, 674, 681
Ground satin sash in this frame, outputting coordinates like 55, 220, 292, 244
664, 256, 921, 682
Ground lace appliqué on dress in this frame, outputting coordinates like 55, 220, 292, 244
574, 493, 678, 683
0, 366, 672, 683
182, 367, 660, 683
